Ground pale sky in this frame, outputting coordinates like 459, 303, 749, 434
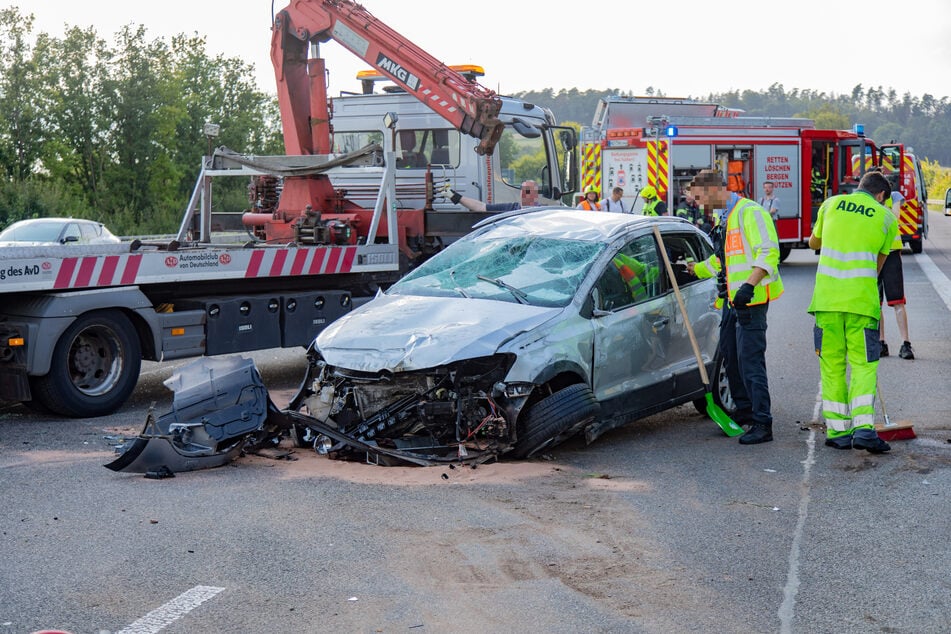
23, 0, 951, 115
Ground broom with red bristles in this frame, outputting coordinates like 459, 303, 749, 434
875, 384, 916, 441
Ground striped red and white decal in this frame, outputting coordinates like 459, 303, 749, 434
53, 254, 142, 289
245, 246, 357, 278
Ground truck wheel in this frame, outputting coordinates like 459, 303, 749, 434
31, 311, 142, 418
779, 244, 792, 262
693, 351, 735, 417
909, 239, 923, 254
511, 384, 599, 459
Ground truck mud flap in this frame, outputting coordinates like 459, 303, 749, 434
106, 356, 284, 474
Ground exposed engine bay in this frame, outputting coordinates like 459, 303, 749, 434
287, 349, 525, 466
108, 350, 536, 474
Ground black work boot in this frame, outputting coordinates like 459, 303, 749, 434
738, 423, 773, 445
879, 340, 889, 357
852, 428, 891, 453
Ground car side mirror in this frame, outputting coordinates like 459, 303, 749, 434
62, 236, 79, 243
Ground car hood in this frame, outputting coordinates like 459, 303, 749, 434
316, 293, 562, 372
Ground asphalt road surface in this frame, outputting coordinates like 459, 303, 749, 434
2, 211, 950, 634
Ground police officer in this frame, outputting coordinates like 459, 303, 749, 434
686, 169, 783, 445
807, 170, 898, 453
638, 185, 667, 216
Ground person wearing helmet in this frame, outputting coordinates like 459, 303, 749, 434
576, 186, 602, 211
639, 185, 668, 216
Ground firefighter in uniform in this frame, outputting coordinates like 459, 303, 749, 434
810, 167, 826, 202
638, 185, 667, 216
686, 169, 783, 445
807, 170, 898, 452
577, 186, 602, 211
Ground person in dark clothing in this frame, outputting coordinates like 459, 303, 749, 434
445, 180, 539, 212
685, 169, 784, 445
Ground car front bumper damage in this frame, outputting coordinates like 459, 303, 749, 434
107, 353, 528, 475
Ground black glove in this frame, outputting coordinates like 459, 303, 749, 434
732, 282, 755, 309
449, 189, 462, 205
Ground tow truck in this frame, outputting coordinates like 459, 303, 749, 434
0, 0, 576, 419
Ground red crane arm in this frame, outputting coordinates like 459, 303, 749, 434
272, 0, 504, 156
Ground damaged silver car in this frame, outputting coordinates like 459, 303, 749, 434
109, 209, 731, 472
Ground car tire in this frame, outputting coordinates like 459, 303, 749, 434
31, 310, 142, 418
909, 238, 922, 254
511, 384, 600, 459
693, 351, 735, 417
779, 244, 792, 262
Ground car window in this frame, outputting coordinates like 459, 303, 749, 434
61, 223, 82, 243
0, 222, 63, 242
390, 234, 604, 307
596, 234, 663, 311
79, 223, 99, 240
659, 231, 713, 288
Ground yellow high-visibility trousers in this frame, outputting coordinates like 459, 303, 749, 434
813, 311, 880, 438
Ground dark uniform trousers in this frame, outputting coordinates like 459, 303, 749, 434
719, 302, 771, 426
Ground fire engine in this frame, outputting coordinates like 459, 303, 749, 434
582, 96, 927, 259
0, 0, 576, 418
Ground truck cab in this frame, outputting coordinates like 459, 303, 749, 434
326, 69, 577, 246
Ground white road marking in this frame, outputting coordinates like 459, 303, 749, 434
115, 585, 225, 634
778, 428, 817, 634
911, 252, 951, 312
778, 382, 823, 633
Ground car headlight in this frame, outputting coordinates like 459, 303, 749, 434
499, 382, 534, 398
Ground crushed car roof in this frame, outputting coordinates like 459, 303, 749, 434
472, 207, 691, 241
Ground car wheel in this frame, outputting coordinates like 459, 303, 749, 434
909, 238, 922, 254
779, 244, 792, 262
511, 384, 600, 459
693, 351, 735, 417
31, 310, 142, 418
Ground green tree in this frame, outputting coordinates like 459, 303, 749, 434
0, 8, 44, 183
920, 157, 951, 207
0, 7, 288, 234
39, 25, 114, 210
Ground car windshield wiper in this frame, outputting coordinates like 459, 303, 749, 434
477, 275, 529, 304
448, 269, 470, 298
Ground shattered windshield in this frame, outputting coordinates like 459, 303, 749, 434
389, 233, 605, 307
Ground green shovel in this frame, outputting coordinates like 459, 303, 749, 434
653, 225, 743, 437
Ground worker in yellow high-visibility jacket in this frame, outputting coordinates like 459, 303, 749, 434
612, 252, 659, 303
686, 169, 783, 445
808, 170, 898, 453
639, 186, 667, 216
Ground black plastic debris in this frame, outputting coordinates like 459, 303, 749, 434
144, 466, 175, 479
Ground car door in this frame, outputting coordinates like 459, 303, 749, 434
590, 231, 678, 417
654, 227, 719, 394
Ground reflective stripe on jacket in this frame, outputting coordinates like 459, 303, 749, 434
613, 253, 657, 302
808, 190, 898, 318
723, 197, 783, 305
